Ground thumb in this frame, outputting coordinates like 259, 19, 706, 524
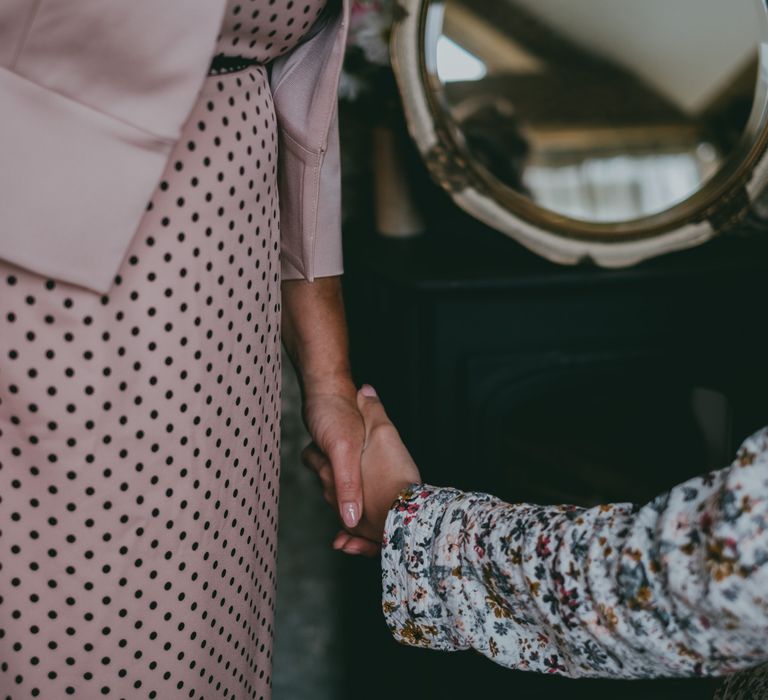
357, 385, 394, 443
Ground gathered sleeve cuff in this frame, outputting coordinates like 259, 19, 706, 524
381, 484, 472, 652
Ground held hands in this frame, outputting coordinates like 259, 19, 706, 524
282, 276, 368, 532
303, 385, 421, 556
301, 376, 366, 530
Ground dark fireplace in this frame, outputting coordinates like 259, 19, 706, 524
340, 216, 768, 700
475, 364, 734, 507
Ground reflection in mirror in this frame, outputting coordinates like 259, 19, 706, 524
428, 0, 765, 223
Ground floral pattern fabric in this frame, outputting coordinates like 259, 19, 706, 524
382, 427, 768, 693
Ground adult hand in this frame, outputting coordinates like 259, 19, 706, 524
303, 385, 421, 556
281, 276, 364, 529
302, 376, 365, 529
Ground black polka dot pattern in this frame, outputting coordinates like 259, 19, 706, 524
0, 2, 326, 698
215, 0, 329, 64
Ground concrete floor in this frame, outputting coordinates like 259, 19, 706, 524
273, 358, 344, 700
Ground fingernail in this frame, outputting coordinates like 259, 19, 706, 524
361, 384, 377, 398
342, 502, 359, 528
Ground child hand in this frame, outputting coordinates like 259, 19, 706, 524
302, 385, 421, 555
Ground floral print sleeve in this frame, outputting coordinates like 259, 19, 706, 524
381, 427, 768, 680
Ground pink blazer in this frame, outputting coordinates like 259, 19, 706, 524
0, 0, 349, 293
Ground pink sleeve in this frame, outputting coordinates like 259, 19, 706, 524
280, 105, 343, 281
269, 1, 348, 282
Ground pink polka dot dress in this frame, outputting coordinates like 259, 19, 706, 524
0, 1, 327, 698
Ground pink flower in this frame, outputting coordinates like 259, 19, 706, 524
348, 0, 393, 65
340, 0, 395, 100
351, 0, 381, 18
536, 534, 552, 558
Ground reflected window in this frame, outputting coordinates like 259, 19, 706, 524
436, 36, 487, 83
524, 150, 714, 221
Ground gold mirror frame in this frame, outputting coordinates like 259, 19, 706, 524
391, 0, 768, 266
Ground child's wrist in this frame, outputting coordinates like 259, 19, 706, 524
371, 481, 421, 541
393, 481, 423, 504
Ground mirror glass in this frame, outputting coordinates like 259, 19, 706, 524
426, 0, 766, 223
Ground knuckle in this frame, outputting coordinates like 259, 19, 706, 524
334, 474, 361, 494
330, 436, 357, 456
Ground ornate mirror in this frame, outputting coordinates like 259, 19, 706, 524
391, 0, 768, 266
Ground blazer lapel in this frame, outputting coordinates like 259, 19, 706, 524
0, 0, 227, 292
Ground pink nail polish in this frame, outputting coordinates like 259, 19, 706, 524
343, 502, 359, 528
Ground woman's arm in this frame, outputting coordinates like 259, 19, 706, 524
381, 428, 768, 679
282, 276, 364, 529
